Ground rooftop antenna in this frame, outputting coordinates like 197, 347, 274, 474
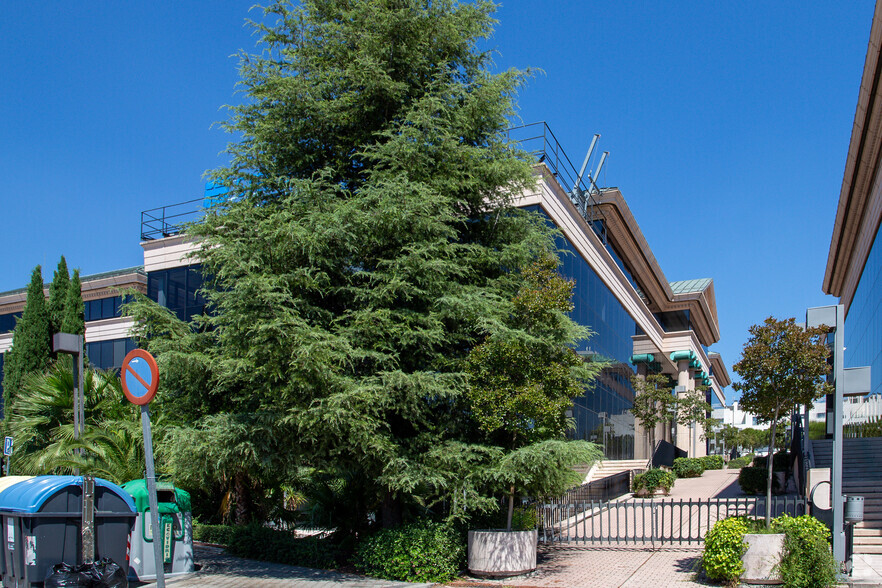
589, 151, 609, 194
572, 134, 600, 208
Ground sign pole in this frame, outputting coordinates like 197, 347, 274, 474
121, 349, 164, 588
141, 405, 164, 588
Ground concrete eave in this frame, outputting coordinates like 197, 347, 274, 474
708, 352, 731, 388
593, 189, 721, 345
824, 1, 882, 312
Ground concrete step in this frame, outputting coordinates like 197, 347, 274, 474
855, 528, 882, 537
854, 544, 882, 554
858, 521, 882, 529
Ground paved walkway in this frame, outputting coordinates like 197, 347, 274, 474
137, 544, 433, 588
137, 469, 882, 587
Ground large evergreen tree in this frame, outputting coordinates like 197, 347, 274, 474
131, 0, 568, 530
3, 266, 51, 419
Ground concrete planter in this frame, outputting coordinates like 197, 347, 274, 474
741, 533, 784, 585
467, 529, 537, 578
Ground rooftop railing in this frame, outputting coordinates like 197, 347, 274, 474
140, 122, 606, 240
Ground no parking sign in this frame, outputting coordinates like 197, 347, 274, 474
120, 349, 166, 587
121, 349, 159, 405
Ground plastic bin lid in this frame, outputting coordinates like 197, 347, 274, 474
121, 479, 191, 514
0, 476, 135, 514
0, 476, 33, 496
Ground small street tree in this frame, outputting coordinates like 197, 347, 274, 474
630, 373, 675, 458
3, 266, 51, 420
465, 256, 602, 529
733, 316, 833, 526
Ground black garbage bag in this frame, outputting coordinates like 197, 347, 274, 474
87, 558, 128, 588
44, 562, 92, 588
44, 558, 128, 588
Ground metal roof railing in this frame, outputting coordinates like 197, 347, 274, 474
140, 197, 205, 241
140, 122, 609, 241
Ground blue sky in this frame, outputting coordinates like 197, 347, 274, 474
0, 1, 874, 402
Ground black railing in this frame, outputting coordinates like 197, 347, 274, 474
537, 496, 807, 547
140, 122, 605, 240
560, 470, 637, 504
140, 197, 205, 241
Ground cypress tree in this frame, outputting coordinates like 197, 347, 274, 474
61, 270, 85, 336
3, 266, 51, 419
47, 256, 70, 336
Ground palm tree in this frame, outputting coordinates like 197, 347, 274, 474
7, 360, 144, 482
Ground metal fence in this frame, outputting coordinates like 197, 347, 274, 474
537, 496, 807, 548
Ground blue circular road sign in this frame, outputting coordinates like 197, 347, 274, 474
121, 349, 159, 405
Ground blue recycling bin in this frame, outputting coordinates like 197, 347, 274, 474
0, 476, 136, 587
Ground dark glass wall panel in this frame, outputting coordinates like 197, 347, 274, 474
522, 205, 638, 459
0, 313, 21, 334
85, 338, 137, 370
845, 226, 882, 397
147, 265, 206, 322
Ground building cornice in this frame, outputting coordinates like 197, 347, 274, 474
593, 189, 721, 345
824, 1, 882, 312
0, 270, 147, 316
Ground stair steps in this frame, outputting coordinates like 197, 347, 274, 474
811, 438, 882, 554
584, 459, 648, 484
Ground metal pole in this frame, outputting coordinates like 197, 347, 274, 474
141, 405, 165, 587
832, 304, 846, 562
82, 475, 95, 563
77, 344, 84, 440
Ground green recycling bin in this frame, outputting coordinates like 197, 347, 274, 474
121, 480, 193, 582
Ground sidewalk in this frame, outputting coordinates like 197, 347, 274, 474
136, 544, 433, 588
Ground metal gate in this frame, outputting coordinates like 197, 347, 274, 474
537, 496, 807, 547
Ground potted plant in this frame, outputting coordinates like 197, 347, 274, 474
463, 257, 603, 577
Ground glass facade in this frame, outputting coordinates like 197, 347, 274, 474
85, 338, 137, 370
0, 312, 21, 334
524, 206, 639, 459
147, 264, 207, 322
845, 225, 882, 397
84, 295, 132, 322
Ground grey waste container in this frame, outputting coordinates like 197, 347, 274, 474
0, 475, 136, 587
121, 479, 194, 581
0, 477, 33, 583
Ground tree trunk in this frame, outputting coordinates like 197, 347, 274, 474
766, 409, 779, 528
506, 484, 515, 531
233, 471, 251, 525
381, 491, 402, 529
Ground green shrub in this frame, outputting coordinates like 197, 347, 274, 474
673, 457, 705, 478
772, 515, 839, 588
702, 516, 751, 582
727, 454, 754, 469
223, 524, 339, 569
753, 451, 790, 471
703, 515, 838, 587
356, 520, 465, 583
738, 466, 782, 495
193, 523, 237, 545
633, 468, 676, 495
700, 455, 725, 470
